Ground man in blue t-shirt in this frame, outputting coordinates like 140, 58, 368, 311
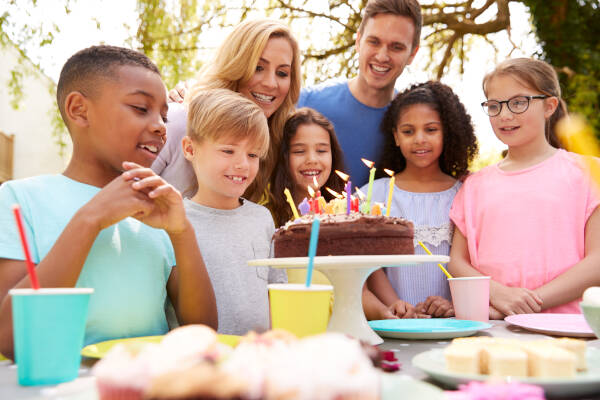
298, 0, 422, 186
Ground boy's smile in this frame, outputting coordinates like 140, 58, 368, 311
184, 135, 260, 210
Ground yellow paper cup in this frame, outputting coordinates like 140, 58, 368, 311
268, 283, 333, 337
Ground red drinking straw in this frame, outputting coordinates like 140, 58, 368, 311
11, 204, 40, 289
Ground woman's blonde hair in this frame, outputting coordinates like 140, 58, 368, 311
186, 19, 301, 202
482, 58, 567, 148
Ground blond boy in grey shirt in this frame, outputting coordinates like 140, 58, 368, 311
177, 89, 285, 335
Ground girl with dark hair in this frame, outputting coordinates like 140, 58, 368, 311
268, 107, 347, 227
363, 81, 478, 320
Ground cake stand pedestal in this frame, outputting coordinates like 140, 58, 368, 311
248, 255, 450, 345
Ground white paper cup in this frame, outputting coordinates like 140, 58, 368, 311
448, 277, 490, 322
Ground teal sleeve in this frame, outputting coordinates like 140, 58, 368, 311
0, 182, 32, 261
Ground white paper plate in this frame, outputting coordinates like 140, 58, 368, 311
413, 347, 600, 398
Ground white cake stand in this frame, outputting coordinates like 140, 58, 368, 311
248, 255, 450, 345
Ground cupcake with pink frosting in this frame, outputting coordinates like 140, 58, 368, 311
93, 325, 231, 400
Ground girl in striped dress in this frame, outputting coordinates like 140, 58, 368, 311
362, 81, 478, 320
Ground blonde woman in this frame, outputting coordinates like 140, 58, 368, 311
152, 19, 301, 202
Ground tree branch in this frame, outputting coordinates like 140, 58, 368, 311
276, 0, 354, 31
305, 42, 354, 60
436, 32, 460, 79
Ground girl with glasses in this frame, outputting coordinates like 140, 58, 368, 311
449, 58, 600, 318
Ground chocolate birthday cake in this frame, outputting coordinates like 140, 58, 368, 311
273, 213, 414, 257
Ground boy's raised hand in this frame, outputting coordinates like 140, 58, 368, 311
490, 282, 543, 316
122, 162, 187, 234
415, 296, 454, 318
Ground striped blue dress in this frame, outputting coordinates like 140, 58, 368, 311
362, 178, 461, 304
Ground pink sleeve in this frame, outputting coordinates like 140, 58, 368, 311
585, 156, 600, 221
450, 182, 467, 236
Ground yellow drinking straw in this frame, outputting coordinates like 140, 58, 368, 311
283, 188, 300, 220
418, 240, 453, 279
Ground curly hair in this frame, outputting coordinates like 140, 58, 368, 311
268, 108, 347, 227
376, 81, 478, 180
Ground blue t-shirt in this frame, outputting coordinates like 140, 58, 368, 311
298, 80, 389, 187
0, 175, 176, 345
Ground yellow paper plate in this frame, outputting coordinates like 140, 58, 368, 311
81, 334, 240, 359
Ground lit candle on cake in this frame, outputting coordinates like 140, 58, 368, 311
361, 158, 376, 214
335, 170, 352, 215
355, 187, 366, 200
383, 169, 395, 217
325, 187, 343, 199
312, 176, 321, 197
325, 187, 344, 214
308, 185, 316, 213
283, 188, 300, 220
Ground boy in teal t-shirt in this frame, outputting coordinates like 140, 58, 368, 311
0, 45, 217, 360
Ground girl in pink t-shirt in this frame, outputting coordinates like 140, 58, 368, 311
449, 58, 600, 318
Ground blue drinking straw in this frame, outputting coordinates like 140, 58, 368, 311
305, 216, 321, 287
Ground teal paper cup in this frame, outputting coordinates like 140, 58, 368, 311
10, 288, 93, 386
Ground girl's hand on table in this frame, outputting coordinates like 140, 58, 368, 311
490, 282, 543, 315
388, 300, 418, 319
415, 296, 454, 318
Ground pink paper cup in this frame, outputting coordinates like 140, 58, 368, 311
448, 277, 490, 322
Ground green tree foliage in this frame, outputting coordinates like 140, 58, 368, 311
524, 0, 600, 140
135, 0, 206, 89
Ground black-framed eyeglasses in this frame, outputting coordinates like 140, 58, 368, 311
481, 95, 549, 117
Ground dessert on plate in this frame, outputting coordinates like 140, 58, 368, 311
94, 326, 385, 400
444, 337, 586, 378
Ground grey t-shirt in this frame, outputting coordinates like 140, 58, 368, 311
184, 198, 286, 335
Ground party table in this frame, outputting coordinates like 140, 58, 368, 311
1, 320, 599, 399
248, 255, 450, 345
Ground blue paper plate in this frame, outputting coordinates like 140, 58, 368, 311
369, 319, 492, 340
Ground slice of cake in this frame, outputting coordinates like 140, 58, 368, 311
547, 338, 587, 371
481, 344, 528, 377
445, 343, 483, 375
273, 213, 414, 257
522, 342, 576, 378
